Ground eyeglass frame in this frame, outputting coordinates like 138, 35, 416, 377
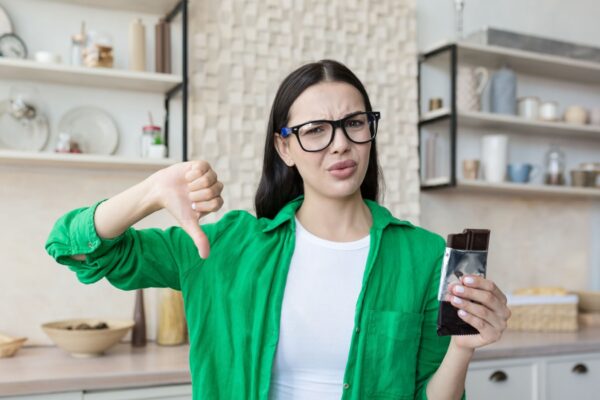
279, 111, 381, 152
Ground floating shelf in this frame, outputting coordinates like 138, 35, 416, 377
420, 109, 600, 140
41, 0, 181, 14
454, 179, 600, 199
0, 149, 176, 171
0, 58, 182, 93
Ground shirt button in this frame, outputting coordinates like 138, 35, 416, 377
343, 383, 350, 389
87, 242, 93, 248
355, 327, 360, 333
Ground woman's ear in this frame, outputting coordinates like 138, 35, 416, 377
274, 133, 295, 167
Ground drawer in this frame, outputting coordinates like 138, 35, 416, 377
466, 363, 536, 400
546, 357, 600, 400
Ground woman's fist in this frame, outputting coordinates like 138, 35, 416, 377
152, 160, 224, 259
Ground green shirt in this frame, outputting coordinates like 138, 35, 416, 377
46, 195, 464, 400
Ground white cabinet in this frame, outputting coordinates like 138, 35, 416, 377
467, 352, 600, 400
466, 359, 537, 400
0, 392, 83, 400
0, 385, 192, 400
546, 354, 600, 400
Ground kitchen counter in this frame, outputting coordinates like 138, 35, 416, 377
3, 328, 600, 396
472, 325, 600, 360
0, 342, 190, 397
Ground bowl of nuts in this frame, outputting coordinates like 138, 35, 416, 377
41, 319, 134, 358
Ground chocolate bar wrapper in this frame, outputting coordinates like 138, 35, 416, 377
437, 229, 490, 336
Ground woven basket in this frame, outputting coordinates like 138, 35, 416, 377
507, 295, 578, 332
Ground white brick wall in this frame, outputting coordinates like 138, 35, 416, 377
190, 0, 421, 224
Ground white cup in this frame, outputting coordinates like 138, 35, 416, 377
517, 96, 540, 120
481, 135, 509, 183
34, 51, 62, 64
147, 144, 167, 158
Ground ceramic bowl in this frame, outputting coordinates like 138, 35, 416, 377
41, 318, 134, 358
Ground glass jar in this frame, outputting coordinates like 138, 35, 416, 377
140, 125, 161, 157
544, 144, 566, 185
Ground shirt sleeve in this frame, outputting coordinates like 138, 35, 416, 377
414, 235, 467, 400
44, 198, 217, 291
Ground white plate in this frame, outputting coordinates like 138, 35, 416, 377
0, 5, 13, 36
58, 107, 119, 155
0, 111, 49, 151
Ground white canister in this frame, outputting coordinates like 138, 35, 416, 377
517, 96, 540, 120
481, 134, 509, 183
539, 101, 559, 122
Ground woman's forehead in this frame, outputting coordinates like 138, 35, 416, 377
288, 81, 365, 124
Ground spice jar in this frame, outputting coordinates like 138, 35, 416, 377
140, 125, 161, 158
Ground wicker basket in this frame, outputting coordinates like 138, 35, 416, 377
507, 294, 578, 332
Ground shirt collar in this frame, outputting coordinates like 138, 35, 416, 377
260, 194, 414, 233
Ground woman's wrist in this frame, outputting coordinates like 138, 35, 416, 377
448, 338, 476, 361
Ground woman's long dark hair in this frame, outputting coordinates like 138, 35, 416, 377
254, 59, 384, 219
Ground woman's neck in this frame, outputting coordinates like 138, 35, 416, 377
295, 191, 373, 242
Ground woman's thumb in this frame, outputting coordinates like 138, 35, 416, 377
181, 219, 210, 259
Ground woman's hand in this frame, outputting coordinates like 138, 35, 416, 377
151, 160, 224, 259
446, 275, 511, 351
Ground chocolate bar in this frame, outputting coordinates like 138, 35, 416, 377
437, 229, 490, 336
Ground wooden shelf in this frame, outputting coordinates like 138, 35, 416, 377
0, 149, 176, 171
454, 179, 600, 199
0, 58, 182, 93
420, 110, 600, 140
41, 0, 181, 14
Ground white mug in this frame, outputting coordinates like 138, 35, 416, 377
457, 66, 489, 112
539, 101, 559, 122
481, 135, 509, 183
517, 96, 540, 120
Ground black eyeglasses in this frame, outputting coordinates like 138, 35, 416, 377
280, 111, 381, 152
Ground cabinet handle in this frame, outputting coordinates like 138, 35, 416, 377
489, 370, 508, 382
572, 363, 588, 374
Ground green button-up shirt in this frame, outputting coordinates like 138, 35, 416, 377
46, 195, 463, 400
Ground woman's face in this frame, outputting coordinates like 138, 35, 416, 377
274, 81, 372, 201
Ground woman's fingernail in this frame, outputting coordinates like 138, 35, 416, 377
458, 310, 468, 317
191, 202, 197, 210
452, 296, 463, 304
454, 285, 465, 293
464, 277, 475, 285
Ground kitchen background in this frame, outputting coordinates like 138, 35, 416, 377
0, 0, 599, 389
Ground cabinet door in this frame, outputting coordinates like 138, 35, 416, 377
546, 356, 600, 400
83, 384, 192, 400
466, 363, 537, 400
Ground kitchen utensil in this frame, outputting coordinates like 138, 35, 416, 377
0, 333, 27, 358
0, 32, 27, 58
0, 5, 12, 36
34, 51, 61, 64
481, 134, 508, 183
539, 101, 559, 122
132, 289, 146, 347
462, 159, 480, 180
544, 144, 566, 185
564, 105, 588, 125
517, 96, 540, 120
490, 64, 517, 115
41, 318, 134, 358
570, 169, 598, 187
58, 106, 119, 155
507, 163, 540, 183
129, 18, 146, 71
457, 65, 488, 112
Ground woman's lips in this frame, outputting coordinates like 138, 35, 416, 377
327, 160, 358, 179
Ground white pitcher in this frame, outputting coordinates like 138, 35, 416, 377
457, 66, 489, 112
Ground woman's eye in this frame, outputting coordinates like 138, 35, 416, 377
303, 126, 324, 135
346, 119, 365, 128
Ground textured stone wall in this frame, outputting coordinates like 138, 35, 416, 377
190, 0, 420, 223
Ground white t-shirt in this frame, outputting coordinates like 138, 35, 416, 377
269, 217, 371, 400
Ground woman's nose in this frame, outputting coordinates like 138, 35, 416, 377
328, 126, 351, 153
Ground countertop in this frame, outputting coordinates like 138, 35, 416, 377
3, 327, 600, 396
0, 342, 190, 397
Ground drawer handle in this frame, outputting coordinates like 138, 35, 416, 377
572, 363, 588, 374
489, 370, 508, 382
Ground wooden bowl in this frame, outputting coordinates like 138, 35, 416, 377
41, 318, 134, 358
574, 290, 600, 313
0, 333, 27, 358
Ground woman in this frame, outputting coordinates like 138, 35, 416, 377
46, 60, 510, 400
